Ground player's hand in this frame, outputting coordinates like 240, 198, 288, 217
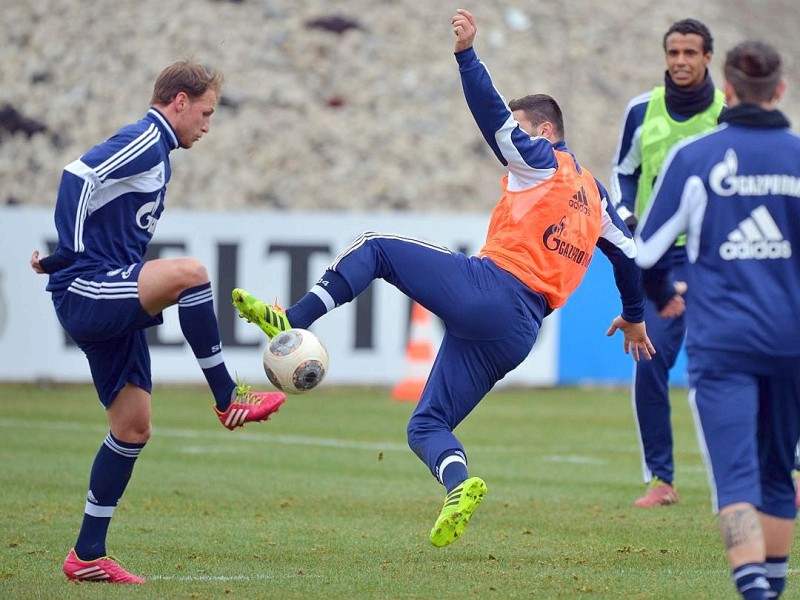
658, 281, 687, 318
605, 316, 656, 362
30, 250, 45, 274
658, 294, 686, 319
452, 8, 477, 53
658, 295, 685, 318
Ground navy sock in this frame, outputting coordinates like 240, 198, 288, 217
765, 556, 788, 598
74, 433, 145, 560
732, 562, 770, 600
287, 269, 353, 328
286, 293, 327, 330
436, 451, 469, 492
178, 283, 235, 410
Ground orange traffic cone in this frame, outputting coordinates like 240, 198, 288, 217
392, 302, 438, 402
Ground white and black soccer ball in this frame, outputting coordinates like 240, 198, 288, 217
262, 328, 329, 394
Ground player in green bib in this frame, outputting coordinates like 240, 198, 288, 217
609, 19, 724, 508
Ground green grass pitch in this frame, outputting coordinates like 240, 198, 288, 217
0, 382, 787, 599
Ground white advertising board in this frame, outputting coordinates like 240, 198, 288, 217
0, 207, 557, 387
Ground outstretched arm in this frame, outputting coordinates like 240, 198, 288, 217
593, 181, 655, 360
451, 8, 557, 185
452, 8, 476, 52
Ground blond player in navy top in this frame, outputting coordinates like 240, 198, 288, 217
30, 60, 284, 584
635, 41, 800, 599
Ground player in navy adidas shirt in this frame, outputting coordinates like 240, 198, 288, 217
635, 41, 800, 599
30, 60, 284, 584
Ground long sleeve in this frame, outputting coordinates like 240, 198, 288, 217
456, 47, 556, 191
609, 93, 650, 223
595, 179, 645, 322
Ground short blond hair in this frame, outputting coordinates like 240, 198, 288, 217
149, 60, 223, 106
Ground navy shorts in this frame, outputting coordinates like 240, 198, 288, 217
689, 350, 800, 519
52, 262, 163, 406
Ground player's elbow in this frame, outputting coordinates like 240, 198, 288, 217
634, 253, 657, 270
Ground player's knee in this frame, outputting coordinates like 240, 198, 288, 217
406, 418, 427, 455
132, 423, 152, 444
176, 258, 209, 289
114, 422, 152, 444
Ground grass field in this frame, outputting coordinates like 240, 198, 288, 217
0, 381, 785, 599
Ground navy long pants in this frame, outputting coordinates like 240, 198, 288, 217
331, 232, 547, 477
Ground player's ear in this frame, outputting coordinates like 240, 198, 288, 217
173, 91, 189, 112
774, 78, 787, 104
723, 79, 737, 106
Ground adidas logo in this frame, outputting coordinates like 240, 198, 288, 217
222, 407, 250, 429
719, 205, 792, 260
267, 306, 287, 331
443, 487, 463, 509
568, 187, 591, 215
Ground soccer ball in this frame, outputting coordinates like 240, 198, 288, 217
262, 328, 329, 394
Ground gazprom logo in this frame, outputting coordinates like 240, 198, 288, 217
136, 192, 162, 234
710, 149, 800, 197
543, 216, 591, 267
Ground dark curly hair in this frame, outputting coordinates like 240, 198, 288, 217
663, 19, 714, 54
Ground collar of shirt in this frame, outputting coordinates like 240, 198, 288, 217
146, 107, 180, 150
718, 103, 791, 128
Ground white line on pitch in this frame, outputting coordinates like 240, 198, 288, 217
0, 417, 409, 451
147, 573, 319, 582
542, 455, 605, 465
0, 418, 624, 463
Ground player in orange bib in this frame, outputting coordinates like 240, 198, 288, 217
233, 8, 654, 547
